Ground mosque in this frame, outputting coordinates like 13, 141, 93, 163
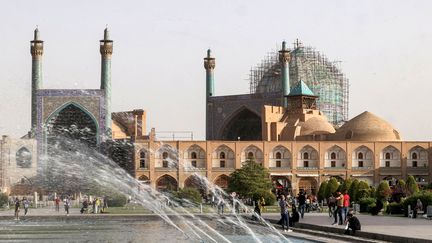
0, 29, 431, 195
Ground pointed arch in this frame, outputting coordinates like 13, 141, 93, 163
408, 145, 428, 167
269, 145, 291, 168
380, 145, 401, 167
212, 145, 235, 168
156, 174, 178, 191
184, 144, 206, 169
138, 148, 148, 169
213, 174, 230, 189
219, 106, 262, 141
155, 144, 178, 168
352, 145, 373, 168
241, 145, 263, 163
45, 102, 99, 147
16, 147, 32, 168
298, 145, 319, 168
324, 145, 346, 168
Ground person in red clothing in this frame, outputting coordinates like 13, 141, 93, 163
55, 197, 60, 212
343, 190, 350, 222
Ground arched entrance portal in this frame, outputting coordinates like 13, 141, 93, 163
221, 108, 262, 141
46, 103, 98, 147
214, 175, 229, 189
184, 175, 206, 196
156, 175, 178, 191
272, 176, 291, 195
298, 177, 318, 195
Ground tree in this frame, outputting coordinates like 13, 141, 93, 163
406, 176, 419, 196
392, 179, 406, 202
349, 179, 359, 202
228, 159, 273, 204
356, 181, 370, 200
317, 181, 328, 202
325, 178, 339, 198
340, 178, 353, 193
376, 181, 392, 201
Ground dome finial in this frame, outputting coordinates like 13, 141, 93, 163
104, 25, 110, 40
34, 26, 40, 40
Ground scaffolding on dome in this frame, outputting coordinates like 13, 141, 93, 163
249, 40, 349, 126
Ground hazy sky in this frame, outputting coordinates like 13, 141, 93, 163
1, 0, 431, 140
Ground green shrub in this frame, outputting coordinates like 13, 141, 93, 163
325, 178, 339, 198
359, 197, 376, 213
386, 202, 404, 214
106, 193, 127, 207
252, 190, 276, 206
317, 181, 327, 202
349, 179, 359, 202
175, 187, 202, 205
402, 191, 432, 217
406, 176, 419, 196
0, 193, 7, 207
376, 181, 391, 201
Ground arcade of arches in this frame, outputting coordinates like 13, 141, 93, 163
134, 141, 432, 194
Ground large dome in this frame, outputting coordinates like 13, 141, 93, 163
332, 111, 401, 141
299, 116, 336, 136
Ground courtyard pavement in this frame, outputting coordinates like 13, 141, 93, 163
263, 212, 432, 242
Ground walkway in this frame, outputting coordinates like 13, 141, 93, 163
263, 212, 432, 242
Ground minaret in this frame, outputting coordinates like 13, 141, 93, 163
278, 41, 290, 108
100, 27, 113, 136
204, 49, 216, 139
30, 27, 44, 131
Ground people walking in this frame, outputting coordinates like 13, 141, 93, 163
22, 197, 29, 216
80, 198, 89, 214
55, 197, 60, 212
332, 191, 344, 225
343, 190, 350, 221
328, 194, 336, 217
14, 197, 20, 220
279, 195, 292, 232
64, 197, 71, 215
217, 198, 225, 215
102, 196, 108, 213
297, 191, 306, 219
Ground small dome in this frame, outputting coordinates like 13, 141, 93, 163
332, 111, 401, 141
299, 116, 336, 136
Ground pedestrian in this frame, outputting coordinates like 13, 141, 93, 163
22, 197, 29, 216
259, 197, 266, 214
95, 197, 100, 213
279, 195, 292, 232
217, 198, 225, 215
344, 213, 361, 235
297, 191, 306, 219
328, 194, 336, 217
14, 197, 20, 220
64, 197, 71, 215
55, 197, 60, 212
289, 206, 300, 227
102, 196, 108, 213
81, 198, 88, 214
414, 199, 423, 218
343, 190, 350, 221
332, 191, 344, 225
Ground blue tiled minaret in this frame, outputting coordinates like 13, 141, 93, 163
204, 49, 216, 139
30, 28, 44, 131
100, 28, 113, 136
279, 41, 291, 108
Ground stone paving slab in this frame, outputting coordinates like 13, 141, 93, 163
263, 212, 432, 242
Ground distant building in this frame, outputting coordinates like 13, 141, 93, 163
205, 40, 349, 141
